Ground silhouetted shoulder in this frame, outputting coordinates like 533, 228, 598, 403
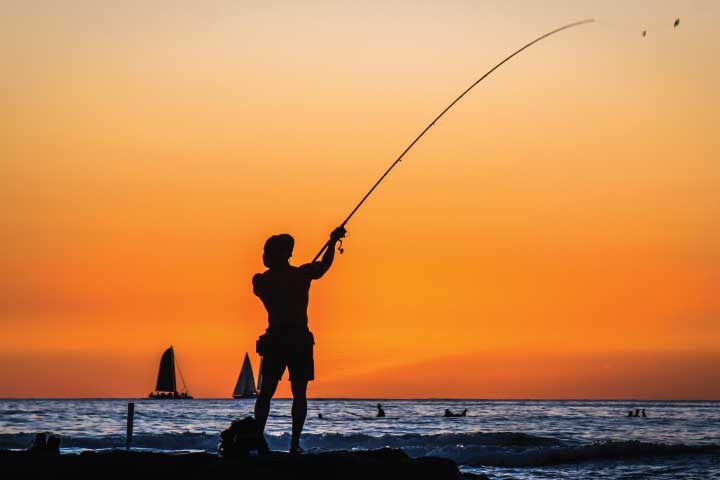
299, 262, 326, 280
252, 272, 266, 296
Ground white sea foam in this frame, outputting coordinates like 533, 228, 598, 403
1, 431, 717, 468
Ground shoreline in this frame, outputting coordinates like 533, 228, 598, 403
0, 448, 469, 479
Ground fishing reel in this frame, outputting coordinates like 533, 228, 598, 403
331, 226, 347, 255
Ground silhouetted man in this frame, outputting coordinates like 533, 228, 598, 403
253, 227, 345, 453
376, 403, 385, 418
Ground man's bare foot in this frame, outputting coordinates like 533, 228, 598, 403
289, 445, 304, 454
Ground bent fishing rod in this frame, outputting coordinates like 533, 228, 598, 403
312, 18, 595, 262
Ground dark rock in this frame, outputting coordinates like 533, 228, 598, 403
0, 448, 460, 479
461, 473, 491, 480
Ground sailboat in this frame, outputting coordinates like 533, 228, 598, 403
149, 346, 193, 399
232, 353, 257, 398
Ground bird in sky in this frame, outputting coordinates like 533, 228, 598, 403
674, 18, 680, 28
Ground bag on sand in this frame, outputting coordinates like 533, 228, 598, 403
219, 416, 269, 457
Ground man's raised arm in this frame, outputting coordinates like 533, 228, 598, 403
302, 227, 346, 279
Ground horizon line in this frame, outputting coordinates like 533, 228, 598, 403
2, 397, 718, 402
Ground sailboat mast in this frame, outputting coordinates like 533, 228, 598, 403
175, 355, 190, 395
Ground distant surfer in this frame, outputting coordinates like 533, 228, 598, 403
377, 404, 385, 418
634, 408, 641, 417
444, 409, 467, 417
252, 227, 346, 454
642, 409, 647, 418
627, 410, 634, 417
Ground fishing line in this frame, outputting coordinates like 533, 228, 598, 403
312, 19, 595, 261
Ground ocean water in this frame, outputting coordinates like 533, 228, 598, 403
0, 399, 718, 479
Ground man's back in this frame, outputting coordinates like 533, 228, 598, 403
253, 264, 324, 331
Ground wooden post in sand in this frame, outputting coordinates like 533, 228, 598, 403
126, 402, 135, 450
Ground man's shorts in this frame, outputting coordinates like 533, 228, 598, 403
260, 332, 314, 382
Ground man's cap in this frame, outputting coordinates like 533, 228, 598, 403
264, 234, 294, 258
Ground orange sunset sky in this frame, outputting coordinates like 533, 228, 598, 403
1, 1, 718, 399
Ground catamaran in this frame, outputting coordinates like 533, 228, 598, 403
232, 352, 257, 398
149, 345, 193, 399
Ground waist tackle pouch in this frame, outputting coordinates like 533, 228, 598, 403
256, 332, 270, 356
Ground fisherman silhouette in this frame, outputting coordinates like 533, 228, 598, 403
634, 408, 641, 417
377, 404, 385, 418
642, 408, 647, 418
253, 227, 346, 454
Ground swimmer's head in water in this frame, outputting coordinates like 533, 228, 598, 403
263, 234, 294, 269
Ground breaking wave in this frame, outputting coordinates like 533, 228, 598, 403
0, 432, 717, 467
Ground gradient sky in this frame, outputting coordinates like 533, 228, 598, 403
1, 0, 718, 398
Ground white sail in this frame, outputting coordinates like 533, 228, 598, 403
233, 353, 257, 398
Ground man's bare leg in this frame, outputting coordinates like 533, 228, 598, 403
254, 375, 280, 433
290, 380, 308, 452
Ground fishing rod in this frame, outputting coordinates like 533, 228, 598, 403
312, 18, 595, 262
